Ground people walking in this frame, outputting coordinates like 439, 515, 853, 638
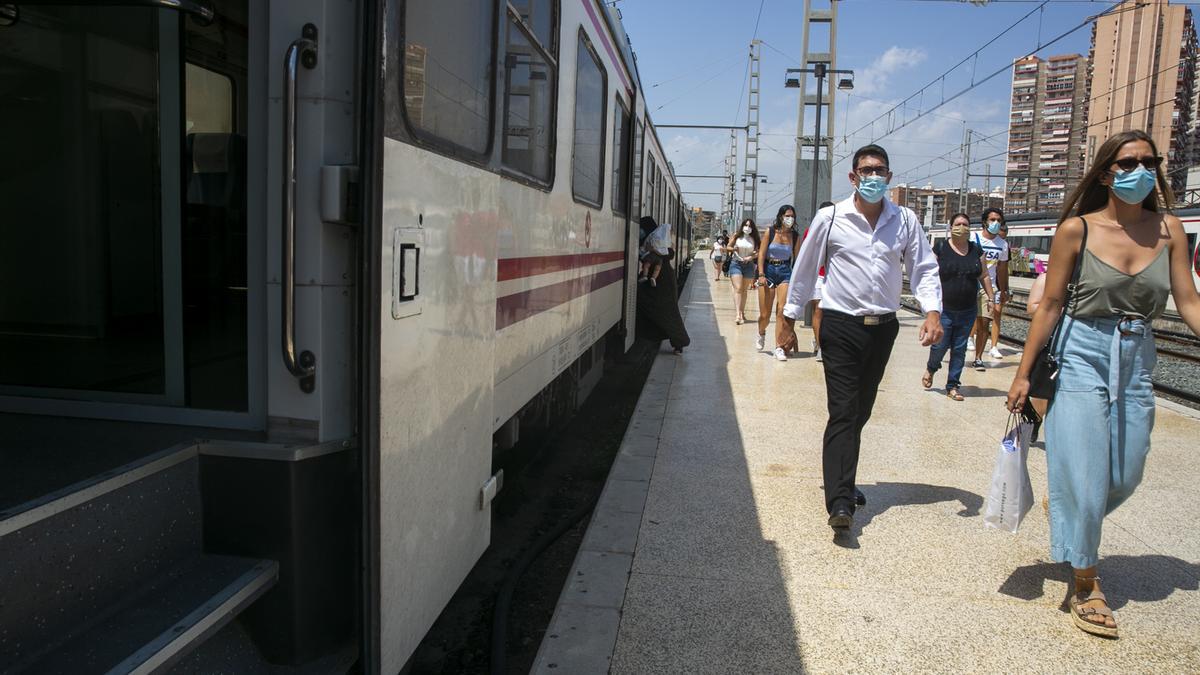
921, 213, 995, 400
711, 230, 728, 281
780, 144, 943, 531
756, 205, 801, 361
1006, 129, 1200, 638
727, 218, 760, 325
972, 208, 1010, 370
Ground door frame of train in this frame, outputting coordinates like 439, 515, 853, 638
0, 5, 268, 431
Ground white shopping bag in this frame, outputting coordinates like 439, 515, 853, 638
983, 413, 1034, 533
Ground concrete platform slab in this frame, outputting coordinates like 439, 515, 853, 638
535, 264, 1200, 673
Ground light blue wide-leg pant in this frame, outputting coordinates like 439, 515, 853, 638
1044, 315, 1156, 569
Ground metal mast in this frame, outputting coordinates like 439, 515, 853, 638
723, 129, 738, 230
741, 40, 761, 222
792, 0, 838, 226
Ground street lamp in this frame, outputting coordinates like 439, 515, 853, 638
785, 64, 855, 219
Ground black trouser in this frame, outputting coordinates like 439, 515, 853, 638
819, 310, 900, 513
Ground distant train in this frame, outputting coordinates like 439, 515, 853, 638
931, 209, 1200, 289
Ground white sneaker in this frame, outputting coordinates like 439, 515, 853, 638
755, 334, 766, 351
967, 336, 975, 351
815, 349, 823, 362
774, 347, 788, 362
989, 346, 1003, 359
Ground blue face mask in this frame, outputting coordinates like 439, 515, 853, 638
1111, 166, 1157, 205
856, 175, 888, 204
986, 221, 1001, 235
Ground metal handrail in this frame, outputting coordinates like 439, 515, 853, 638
282, 25, 318, 390
11, 0, 215, 24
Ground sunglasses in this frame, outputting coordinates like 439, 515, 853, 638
855, 166, 890, 177
1112, 156, 1163, 172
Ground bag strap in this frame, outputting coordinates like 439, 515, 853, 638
821, 204, 837, 271
1044, 216, 1089, 353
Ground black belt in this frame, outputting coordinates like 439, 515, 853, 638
823, 309, 897, 326
766, 259, 790, 265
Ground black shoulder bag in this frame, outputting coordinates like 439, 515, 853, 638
1026, 217, 1088, 401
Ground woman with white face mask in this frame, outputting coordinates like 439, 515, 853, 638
755, 205, 800, 360
1006, 129, 1200, 639
726, 218, 760, 324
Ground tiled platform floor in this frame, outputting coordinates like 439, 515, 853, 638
534, 260, 1200, 674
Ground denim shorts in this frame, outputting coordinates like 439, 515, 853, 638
763, 261, 791, 287
729, 259, 756, 278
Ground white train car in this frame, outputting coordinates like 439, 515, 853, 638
930, 209, 1200, 290
0, 0, 686, 672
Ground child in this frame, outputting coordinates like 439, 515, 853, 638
639, 222, 672, 287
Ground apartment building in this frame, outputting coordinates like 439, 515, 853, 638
1087, 0, 1199, 193
1005, 54, 1088, 215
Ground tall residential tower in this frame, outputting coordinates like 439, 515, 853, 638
1005, 54, 1088, 215
1086, 0, 1199, 192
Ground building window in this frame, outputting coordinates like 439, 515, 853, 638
501, 4, 557, 184
402, 0, 496, 157
611, 96, 631, 215
572, 31, 607, 207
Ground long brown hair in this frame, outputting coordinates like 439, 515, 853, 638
1058, 129, 1174, 223
733, 217, 761, 251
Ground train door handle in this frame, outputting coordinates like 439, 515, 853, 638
392, 230, 424, 320
282, 23, 318, 393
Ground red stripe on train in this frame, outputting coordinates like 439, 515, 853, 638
582, 0, 633, 93
496, 266, 624, 329
497, 250, 625, 281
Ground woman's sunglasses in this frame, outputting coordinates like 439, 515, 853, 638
1112, 156, 1163, 172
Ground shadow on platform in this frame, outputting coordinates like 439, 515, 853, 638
998, 554, 1200, 611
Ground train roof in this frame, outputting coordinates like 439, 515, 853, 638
1003, 206, 1200, 226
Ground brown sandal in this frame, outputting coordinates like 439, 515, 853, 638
1070, 584, 1118, 638
921, 371, 933, 389
946, 388, 964, 401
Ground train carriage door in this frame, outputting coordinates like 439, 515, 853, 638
0, 2, 262, 425
366, 0, 505, 670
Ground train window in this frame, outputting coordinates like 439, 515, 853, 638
501, 7, 556, 184
185, 64, 233, 134
571, 31, 607, 208
402, 0, 496, 156
632, 119, 644, 218
509, 0, 555, 55
645, 158, 656, 218
611, 97, 631, 216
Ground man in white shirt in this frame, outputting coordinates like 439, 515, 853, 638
971, 208, 1009, 370
779, 144, 943, 532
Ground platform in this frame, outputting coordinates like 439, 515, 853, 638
533, 260, 1200, 673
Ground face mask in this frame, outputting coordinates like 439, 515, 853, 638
742, 226, 753, 235
951, 224, 969, 237
986, 221, 1001, 235
1111, 166, 1157, 205
782, 216, 795, 227
856, 175, 888, 204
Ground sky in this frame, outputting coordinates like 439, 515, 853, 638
615, 0, 1111, 223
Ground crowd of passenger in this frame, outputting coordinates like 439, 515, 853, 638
697, 132, 1200, 640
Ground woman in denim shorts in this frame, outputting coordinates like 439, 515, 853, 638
727, 218, 760, 324
755, 205, 800, 361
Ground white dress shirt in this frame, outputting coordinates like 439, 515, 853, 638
783, 195, 942, 319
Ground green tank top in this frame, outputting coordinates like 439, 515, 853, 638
1068, 245, 1171, 320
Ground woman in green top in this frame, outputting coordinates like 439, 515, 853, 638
1006, 130, 1200, 638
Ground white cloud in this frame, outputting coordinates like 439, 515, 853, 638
853, 47, 928, 96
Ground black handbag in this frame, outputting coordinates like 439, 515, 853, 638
1027, 217, 1088, 401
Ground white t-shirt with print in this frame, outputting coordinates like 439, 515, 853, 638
973, 232, 1009, 286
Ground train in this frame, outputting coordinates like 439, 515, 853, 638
929, 208, 1200, 288
0, 1, 691, 673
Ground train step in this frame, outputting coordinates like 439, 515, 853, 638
0, 443, 276, 673
15, 555, 277, 674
